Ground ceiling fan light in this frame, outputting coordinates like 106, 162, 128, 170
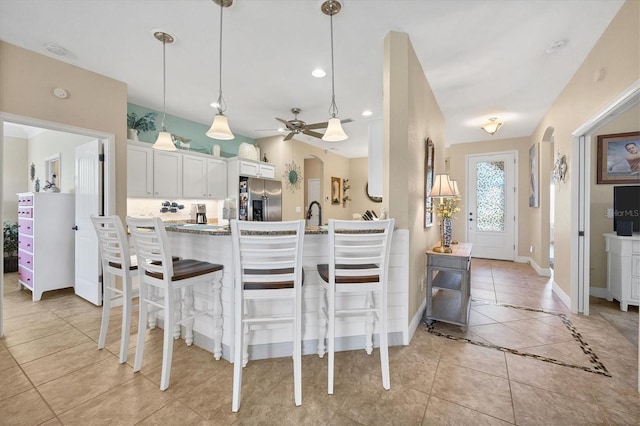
206, 113, 235, 140
322, 117, 348, 142
153, 131, 177, 151
481, 117, 503, 135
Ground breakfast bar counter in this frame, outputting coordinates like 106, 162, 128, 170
163, 224, 410, 362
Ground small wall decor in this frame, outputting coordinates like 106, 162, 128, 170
342, 179, 351, 207
553, 152, 568, 183
283, 161, 303, 192
596, 131, 640, 184
424, 137, 435, 228
331, 177, 341, 205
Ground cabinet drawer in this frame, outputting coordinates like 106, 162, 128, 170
18, 249, 33, 269
428, 254, 470, 270
631, 277, 639, 301
18, 218, 33, 235
19, 235, 33, 252
633, 257, 640, 275
633, 241, 640, 254
18, 265, 33, 289
18, 208, 33, 218
18, 195, 33, 206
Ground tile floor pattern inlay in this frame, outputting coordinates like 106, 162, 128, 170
1, 258, 638, 425
425, 302, 611, 377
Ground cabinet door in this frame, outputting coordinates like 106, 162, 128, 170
153, 150, 182, 198
127, 145, 153, 197
182, 154, 207, 198
259, 163, 275, 179
238, 160, 260, 177
207, 159, 227, 199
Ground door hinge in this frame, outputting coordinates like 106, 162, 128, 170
98, 154, 105, 162
578, 231, 585, 237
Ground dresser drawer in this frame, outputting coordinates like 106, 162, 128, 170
18, 265, 33, 289
18, 249, 33, 269
633, 241, 640, 254
18, 208, 33, 218
18, 195, 33, 206
19, 235, 33, 253
18, 218, 33, 235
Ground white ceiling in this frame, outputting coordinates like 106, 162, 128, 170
0, 0, 624, 158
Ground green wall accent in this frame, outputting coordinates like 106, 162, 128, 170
127, 103, 254, 157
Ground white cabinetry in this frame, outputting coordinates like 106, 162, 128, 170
153, 150, 182, 198
605, 232, 640, 311
182, 154, 208, 198
127, 144, 153, 197
233, 158, 275, 179
207, 158, 227, 199
17, 192, 75, 301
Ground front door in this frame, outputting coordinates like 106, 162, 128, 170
466, 152, 516, 260
74, 139, 103, 305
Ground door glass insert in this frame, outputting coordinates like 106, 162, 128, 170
476, 161, 505, 231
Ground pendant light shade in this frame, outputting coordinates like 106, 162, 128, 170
207, 0, 235, 140
481, 117, 503, 135
206, 114, 234, 140
323, 117, 348, 142
152, 31, 176, 151
321, 0, 348, 142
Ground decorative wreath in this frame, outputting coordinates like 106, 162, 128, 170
283, 161, 303, 192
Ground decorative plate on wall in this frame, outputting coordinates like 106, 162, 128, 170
283, 161, 303, 192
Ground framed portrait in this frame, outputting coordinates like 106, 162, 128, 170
424, 138, 435, 228
331, 177, 341, 205
529, 143, 539, 208
597, 131, 640, 184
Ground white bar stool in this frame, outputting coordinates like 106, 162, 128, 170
316, 218, 395, 394
126, 216, 224, 391
230, 219, 305, 412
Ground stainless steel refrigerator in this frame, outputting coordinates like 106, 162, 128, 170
238, 177, 282, 221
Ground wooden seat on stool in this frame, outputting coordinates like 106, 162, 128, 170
90, 215, 138, 364
316, 218, 394, 394
126, 216, 224, 391
230, 219, 305, 412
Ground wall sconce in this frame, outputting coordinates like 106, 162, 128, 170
481, 117, 503, 135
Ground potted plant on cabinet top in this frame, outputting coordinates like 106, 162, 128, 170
3, 221, 19, 272
127, 112, 157, 141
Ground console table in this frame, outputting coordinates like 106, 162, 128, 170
425, 243, 473, 327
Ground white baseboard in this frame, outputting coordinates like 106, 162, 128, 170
526, 257, 552, 277
551, 280, 571, 309
589, 287, 609, 299
408, 297, 427, 344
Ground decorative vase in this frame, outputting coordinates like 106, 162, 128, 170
127, 128, 139, 141
443, 217, 452, 248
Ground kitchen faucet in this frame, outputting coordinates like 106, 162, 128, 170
306, 201, 322, 226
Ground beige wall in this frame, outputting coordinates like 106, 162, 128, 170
2, 136, 28, 221
589, 104, 640, 290
349, 157, 385, 218
0, 41, 128, 218
448, 137, 533, 257
385, 31, 446, 321
529, 0, 639, 297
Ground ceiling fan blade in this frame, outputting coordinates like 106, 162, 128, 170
302, 129, 324, 139
340, 118, 353, 124
283, 132, 295, 141
276, 117, 292, 128
304, 121, 329, 130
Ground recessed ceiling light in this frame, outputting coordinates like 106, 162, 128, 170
362, 110, 373, 117
545, 39, 567, 54
312, 69, 326, 78
44, 42, 67, 56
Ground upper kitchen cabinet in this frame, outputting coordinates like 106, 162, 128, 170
230, 158, 276, 179
153, 150, 182, 199
127, 143, 153, 197
206, 158, 227, 199
182, 154, 227, 199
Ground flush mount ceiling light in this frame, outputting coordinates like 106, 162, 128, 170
207, 0, 235, 140
321, 0, 348, 142
152, 31, 177, 151
481, 117, 503, 135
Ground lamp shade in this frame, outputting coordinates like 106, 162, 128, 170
322, 117, 348, 142
206, 114, 235, 140
430, 174, 456, 198
481, 117, 503, 135
450, 180, 461, 197
153, 131, 177, 151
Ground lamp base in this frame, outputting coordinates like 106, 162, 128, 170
432, 246, 452, 254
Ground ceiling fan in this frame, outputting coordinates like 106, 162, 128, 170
268, 107, 353, 141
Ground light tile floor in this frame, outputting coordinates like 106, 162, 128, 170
1, 259, 638, 425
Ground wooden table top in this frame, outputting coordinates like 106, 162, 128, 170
426, 242, 472, 258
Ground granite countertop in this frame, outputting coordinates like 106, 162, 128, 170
164, 222, 329, 235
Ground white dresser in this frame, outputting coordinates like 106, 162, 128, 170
604, 232, 640, 311
17, 192, 75, 301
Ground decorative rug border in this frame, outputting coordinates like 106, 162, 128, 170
423, 301, 611, 377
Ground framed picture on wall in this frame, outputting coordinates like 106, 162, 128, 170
331, 177, 341, 205
529, 143, 539, 208
597, 131, 640, 184
424, 138, 435, 228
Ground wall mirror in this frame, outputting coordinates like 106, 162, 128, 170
424, 138, 435, 228
45, 153, 61, 188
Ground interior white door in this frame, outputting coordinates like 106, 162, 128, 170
466, 152, 516, 260
307, 178, 321, 226
74, 139, 103, 305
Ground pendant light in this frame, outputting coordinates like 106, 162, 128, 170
206, 0, 235, 140
321, 0, 348, 142
152, 31, 177, 151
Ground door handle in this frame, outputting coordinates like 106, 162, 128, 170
72, 226, 79, 231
